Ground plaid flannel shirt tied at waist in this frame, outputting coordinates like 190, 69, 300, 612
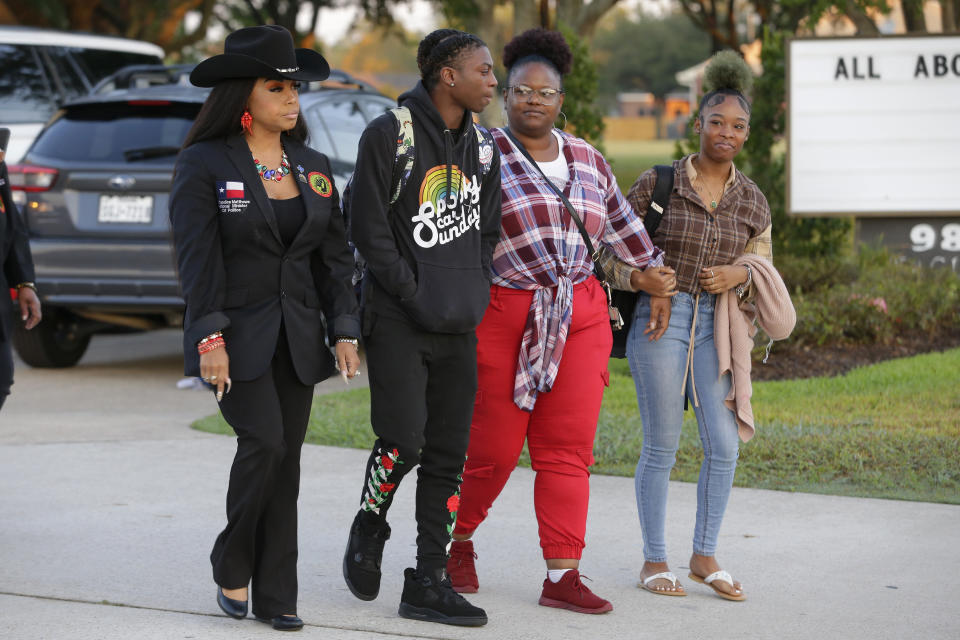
489, 127, 662, 411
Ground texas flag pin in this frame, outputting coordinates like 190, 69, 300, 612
217, 180, 245, 200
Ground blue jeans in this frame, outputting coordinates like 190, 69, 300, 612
626, 292, 740, 562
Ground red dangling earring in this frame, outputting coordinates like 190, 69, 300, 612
240, 110, 253, 133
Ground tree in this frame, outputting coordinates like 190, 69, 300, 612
677, 0, 890, 52
4, 0, 396, 53
211, 0, 340, 50
556, 23, 603, 149
900, 0, 927, 31
592, 9, 711, 106
329, 26, 419, 76
1, 0, 216, 54
435, 0, 622, 40
937, 0, 960, 31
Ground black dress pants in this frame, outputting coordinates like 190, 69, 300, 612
358, 314, 478, 571
0, 338, 13, 411
211, 327, 313, 618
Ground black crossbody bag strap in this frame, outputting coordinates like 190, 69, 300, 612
504, 128, 606, 284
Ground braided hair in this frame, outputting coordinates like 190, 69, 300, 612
417, 28, 487, 91
502, 28, 573, 86
698, 50, 753, 121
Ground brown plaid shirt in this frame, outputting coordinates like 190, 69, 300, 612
626, 154, 772, 295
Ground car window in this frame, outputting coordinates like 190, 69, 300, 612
69, 49, 165, 84
41, 47, 89, 101
307, 98, 368, 165
30, 102, 200, 163
359, 96, 393, 120
303, 109, 335, 156
0, 44, 57, 123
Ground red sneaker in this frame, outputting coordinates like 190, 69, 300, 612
538, 570, 613, 614
446, 540, 479, 593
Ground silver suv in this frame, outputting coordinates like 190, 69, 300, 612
9, 68, 394, 366
0, 26, 165, 163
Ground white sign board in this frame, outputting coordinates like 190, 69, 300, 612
787, 35, 960, 216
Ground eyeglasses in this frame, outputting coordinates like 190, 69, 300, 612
508, 85, 564, 104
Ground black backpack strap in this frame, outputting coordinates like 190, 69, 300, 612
474, 124, 496, 177
609, 164, 675, 360
644, 164, 674, 237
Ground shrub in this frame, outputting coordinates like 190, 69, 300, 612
781, 247, 960, 349
777, 253, 859, 293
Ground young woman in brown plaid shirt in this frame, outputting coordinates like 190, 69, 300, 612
625, 52, 772, 602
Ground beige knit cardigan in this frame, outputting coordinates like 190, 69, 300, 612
714, 255, 796, 442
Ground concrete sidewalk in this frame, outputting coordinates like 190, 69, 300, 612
1, 332, 958, 639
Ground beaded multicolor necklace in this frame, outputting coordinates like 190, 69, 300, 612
253, 150, 291, 182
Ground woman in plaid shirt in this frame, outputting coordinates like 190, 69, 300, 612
445, 29, 675, 613
626, 52, 772, 602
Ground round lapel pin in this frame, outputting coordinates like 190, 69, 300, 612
308, 172, 332, 197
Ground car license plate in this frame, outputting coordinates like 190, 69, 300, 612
98, 195, 153, 224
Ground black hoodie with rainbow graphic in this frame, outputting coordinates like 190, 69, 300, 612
349, 81, 502, 334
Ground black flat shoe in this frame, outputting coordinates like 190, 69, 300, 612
216, 587, 248, 619
256, 615, 304, 631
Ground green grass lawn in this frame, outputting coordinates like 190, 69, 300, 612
194, 348, 960, 504
604, 139, 678, 192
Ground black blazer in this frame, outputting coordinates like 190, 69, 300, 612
0, 161, 35, 342
169, 134, 360, 384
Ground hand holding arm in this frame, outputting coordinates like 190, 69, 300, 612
630, 265, 677, 297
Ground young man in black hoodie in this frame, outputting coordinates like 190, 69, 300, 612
342, 29, 501, 626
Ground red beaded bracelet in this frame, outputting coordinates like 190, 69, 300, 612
198, 331, 222, 345
198, 336, 225, 354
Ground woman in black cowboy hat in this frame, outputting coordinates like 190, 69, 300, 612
169, 24, 361, 630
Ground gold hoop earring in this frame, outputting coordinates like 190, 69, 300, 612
555, 111, 567, 130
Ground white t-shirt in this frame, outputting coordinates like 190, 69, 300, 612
536, 130, 570, 190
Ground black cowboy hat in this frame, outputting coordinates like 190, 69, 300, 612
190, 24, 330, 87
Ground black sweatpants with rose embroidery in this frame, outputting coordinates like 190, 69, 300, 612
357, 313, 477, 572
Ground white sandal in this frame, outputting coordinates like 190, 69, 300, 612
639, 571, 686, 597
688, 569, 746, 601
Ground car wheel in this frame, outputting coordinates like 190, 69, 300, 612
12, 308, 92, 368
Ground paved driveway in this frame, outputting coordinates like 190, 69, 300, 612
1, 331, 958, 639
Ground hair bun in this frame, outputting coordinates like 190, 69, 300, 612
702, 50, 753, 96
502, 28, 572, 75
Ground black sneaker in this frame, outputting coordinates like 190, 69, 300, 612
342, 510, 391, 601
398, 567, 488, 627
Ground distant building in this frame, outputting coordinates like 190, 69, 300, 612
617, 91, 656, 117
663, 91, 690, 119
611, 90, 692, 140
